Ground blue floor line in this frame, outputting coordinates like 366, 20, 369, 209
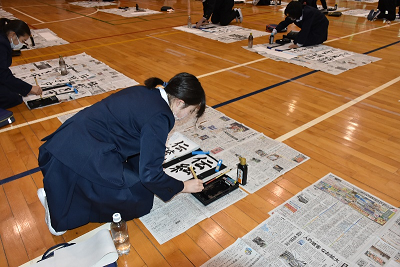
0, 167, 41, 185
1, 40, 399, 186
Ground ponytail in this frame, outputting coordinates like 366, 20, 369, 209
0, 18, 31, 37
0, 18, 10, 32
144, 77, 164, 89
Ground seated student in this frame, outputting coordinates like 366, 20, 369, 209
271, 1, 329, 48
196, 0, 243, 28
0, 18, 42, 109
301, 0, 328, 12
37, 72, 206, 235
368, 0, 399, 21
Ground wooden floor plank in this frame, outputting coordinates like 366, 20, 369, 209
1, 0, 400, 266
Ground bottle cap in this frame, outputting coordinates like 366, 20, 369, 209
239, 157, 246, 165
113, 213, 121, 223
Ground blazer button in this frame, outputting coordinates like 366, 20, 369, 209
168, 188, 173, 193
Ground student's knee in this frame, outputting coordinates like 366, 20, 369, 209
0, 92, 23, 109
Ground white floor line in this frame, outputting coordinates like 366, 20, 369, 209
275, 75, 400, 142
10, 7, 44, 23
197, 58, 268, 78
31, 9, 99, 25
0, 106, 86, 134
325, 21, 400, 43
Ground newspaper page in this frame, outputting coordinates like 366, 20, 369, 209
351, 212, 400, 266
217, 135, 309, 193
25, 29, 69, 50
140, 194, 207, 244
140, 188, 248, 244
11, 53, 137, 106
201, 238, 270, 267
241, 213, 351, 266
69, 1, 116, 7
174, 25, 269, 43
99, 8, 161, 17
244, 44, 381, 75
380, 212, 400, 251
181, 112, 261, 154
353, 236, 400, 267
270, 173, 398, 261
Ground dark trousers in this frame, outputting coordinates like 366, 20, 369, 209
210, 0, 237, 26
377, 0, 397, 20
0, 85, 23, 109
320, 0, 327, 9
39, 147, 153, 231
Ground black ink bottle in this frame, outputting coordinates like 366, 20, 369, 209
237, 157, 248, 185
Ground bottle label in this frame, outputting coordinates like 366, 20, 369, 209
237, 169, 243, 184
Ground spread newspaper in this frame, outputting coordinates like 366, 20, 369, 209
202, 173, 399, 266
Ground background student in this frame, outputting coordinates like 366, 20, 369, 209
37, 72, 206, 235
196, 0, 243, 28
368, 0, 399, 21
0, 18, 42, 109
271, 1, 329, 48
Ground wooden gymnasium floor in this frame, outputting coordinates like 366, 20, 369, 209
0, 0, 400, 266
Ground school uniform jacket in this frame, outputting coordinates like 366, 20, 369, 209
39, 86, 184, 230
0, 33, 31, 96
276, 5, 329, 46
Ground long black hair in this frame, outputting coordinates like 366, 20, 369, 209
284, 1, 303, 19
144, 73, 206, 118
0, 18, 31, 37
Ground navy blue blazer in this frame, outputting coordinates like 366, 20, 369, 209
0, 33, 31, 96
39, 86, 185, 229
276, 5, 329, 46
202, 0, 234, 20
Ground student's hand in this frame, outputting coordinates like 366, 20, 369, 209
289, 44, 299, 49
181, 179, 204, 193
196, 17, 208, 28
29, 85, 42, 95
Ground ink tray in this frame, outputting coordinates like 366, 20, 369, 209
27, 96, 59, 109
192, 175, 239, 206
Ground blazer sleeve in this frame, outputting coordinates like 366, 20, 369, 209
275, 17, 293, 33
0, 42, 32, 96
203, 0, 217, 20
139, 113, 184, 201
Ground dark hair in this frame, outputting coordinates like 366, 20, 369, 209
284, 1, 303, 19
0, 18, 31, 37
144, 73, 206, 118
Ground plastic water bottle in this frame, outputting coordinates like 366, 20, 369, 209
188, 15, 192, 28
248, 33, 253, 48
110, 213, 131, 255
59, 55, 68, 76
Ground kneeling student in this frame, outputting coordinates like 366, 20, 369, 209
271, 1, 329, 48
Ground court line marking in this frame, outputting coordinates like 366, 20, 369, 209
12, 31, 181, 62
275, 76, 400, 142
31, 9, 99, 25
0, 107, 86, 134
9, 7, 44, 23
